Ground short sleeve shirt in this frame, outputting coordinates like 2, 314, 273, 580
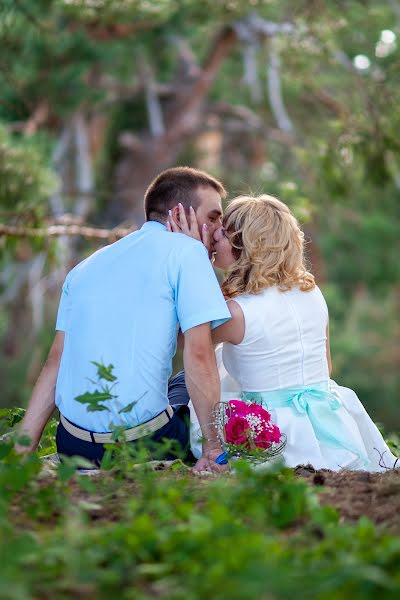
55, 221, 230, 432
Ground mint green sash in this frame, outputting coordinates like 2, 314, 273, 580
241, 382, 369, 466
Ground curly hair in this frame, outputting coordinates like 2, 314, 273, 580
220, 195, 315, 299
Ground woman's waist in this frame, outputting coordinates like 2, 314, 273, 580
240, 380, 333, 410
224, 358, 329, 391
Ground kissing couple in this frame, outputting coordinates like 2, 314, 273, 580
19, 167, 397, 473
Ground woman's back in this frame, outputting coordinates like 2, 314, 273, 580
222, 285, 329, 391
189, 192, 397, 471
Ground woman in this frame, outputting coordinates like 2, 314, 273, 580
170, 195, 397, 471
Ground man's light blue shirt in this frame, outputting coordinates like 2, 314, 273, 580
55, 221, 231, 432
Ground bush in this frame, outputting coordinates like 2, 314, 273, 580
1, 423, 400, 599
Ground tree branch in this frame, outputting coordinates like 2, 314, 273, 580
169, 34, 201, 81
242, 42, 262, 103
309, 88, 349, 118
28, 252, 46, 334
71, 21, 154, 42
267, 39, 294, 133
73, 112, 94, 218
165, 26, 237, 141
164, 16, 295, 143
139, 60, 165, 137
0, 223, 135, 242
210, 102, 295, 144
23, 100, 50, 135
211, 101, 264, 128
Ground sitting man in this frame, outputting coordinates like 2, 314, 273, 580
18, 166, 230, 471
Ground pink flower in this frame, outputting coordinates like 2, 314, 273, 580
270, 424, 281, 444
225, 415, 251, 446
223, 399, 282, 451
253, 424, 282, 448
248, 403, 271, 421
227, 400, 249, 416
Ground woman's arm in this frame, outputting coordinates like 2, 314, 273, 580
326, 322, 332, 375
211, 300, 245, 345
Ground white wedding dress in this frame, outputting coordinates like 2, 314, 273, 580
190, 285, 398, 471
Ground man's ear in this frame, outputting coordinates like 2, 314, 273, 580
171, 205, 181, 225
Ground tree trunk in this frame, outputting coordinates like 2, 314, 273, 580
112, 139, 185, 225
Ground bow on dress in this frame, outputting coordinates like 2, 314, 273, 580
241, 382, 369, 466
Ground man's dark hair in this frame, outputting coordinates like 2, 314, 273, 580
144, 166, 227, 222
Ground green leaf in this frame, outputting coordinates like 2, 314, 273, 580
74, 389, 116, 412
111, 426, 127, 441
0, 441, 14, 459
75, 390, 115, 403
118, 401, 136, 414
0, 407, 26, 428
118, 391, 148, 414
56, 455, 93, 482
85, 404, 110, 412
91, 361, 117, 382
57, 462, 76, 482
16, 434, 32, 447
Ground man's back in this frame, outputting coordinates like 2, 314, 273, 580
56, 221, 228, 432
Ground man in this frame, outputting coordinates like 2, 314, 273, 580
18, 167, 230, 472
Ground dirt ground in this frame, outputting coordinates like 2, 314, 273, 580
295, 465, 400, 532
36, 457, 400, 533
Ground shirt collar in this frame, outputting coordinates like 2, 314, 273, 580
141, 220, 167, 231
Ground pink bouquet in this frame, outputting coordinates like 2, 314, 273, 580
215, 399, 286, 463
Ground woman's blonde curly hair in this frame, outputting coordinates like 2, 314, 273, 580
221, 194, 315, 299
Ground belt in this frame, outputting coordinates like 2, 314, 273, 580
60, 405, 174, 444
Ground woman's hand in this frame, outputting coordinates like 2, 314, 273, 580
166, 203, 211, 254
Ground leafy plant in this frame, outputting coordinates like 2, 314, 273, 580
74, 362, 118, 412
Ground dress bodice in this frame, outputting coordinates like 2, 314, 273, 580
190, 286, 397, 471
222, 285, 329, 392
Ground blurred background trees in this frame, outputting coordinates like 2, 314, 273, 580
0, 0, 399, 426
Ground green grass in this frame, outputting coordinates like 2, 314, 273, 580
1, 415, 400, 600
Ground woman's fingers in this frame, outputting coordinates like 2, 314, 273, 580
189, 206, 198, 232
168, 204, 209, 249
168, 203, 201, 241
178, 203, 191, 234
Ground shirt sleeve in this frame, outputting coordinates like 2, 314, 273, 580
175, 242, 231, 334
55, 272, 72, 332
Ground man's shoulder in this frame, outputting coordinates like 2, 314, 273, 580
63, 239, 117, 285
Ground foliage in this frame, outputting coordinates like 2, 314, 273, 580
1, 2, 399, 592
74, 362, 118, 412
0, 1, 399, 433
0, 407, 58, 458
323, 285, 400, 427
0, 126, 58, 221
1, 420, 400, 599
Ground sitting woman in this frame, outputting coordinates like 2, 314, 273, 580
187, 194, 397, 471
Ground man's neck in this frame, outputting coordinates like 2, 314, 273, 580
147, 216, 167, 225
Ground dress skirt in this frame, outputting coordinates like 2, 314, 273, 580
189, 352, 398, 472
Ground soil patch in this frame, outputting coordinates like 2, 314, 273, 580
17, 457, 400, 533
295, 465, 400, 532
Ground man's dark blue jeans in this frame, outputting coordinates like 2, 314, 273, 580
56, 370, 191, 466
